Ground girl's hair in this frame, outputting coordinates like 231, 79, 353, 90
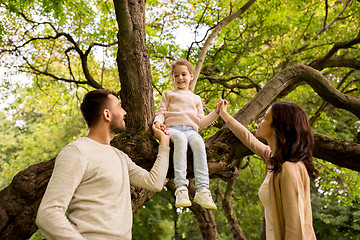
268, 101, 319, 178
170, 59, 194, 77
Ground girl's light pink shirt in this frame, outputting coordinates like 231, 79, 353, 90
154, 89, 218, 132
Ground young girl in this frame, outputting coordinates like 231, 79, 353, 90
154, 59, 221, 210
219, 100, 318, 239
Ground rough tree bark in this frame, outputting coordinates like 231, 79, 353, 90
0, 160, 54, 240
113, 0, 155, 132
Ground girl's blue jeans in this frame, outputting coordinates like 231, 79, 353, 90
167, 125, 209, 190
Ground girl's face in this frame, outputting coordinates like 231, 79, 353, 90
256, 107, 275, 141
172, 64, 193, 90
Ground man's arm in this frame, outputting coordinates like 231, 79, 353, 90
36, 146, 86, 240
127, 125, 170, 192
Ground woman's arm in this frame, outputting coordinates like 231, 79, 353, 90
219, 100, 271, 162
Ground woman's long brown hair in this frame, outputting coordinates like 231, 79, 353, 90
268, 101, 319, 178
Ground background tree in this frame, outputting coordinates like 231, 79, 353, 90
0, 0, 359, 239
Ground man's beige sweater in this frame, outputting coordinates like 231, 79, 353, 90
36, 137, 170, 240
154, 89, 218, 132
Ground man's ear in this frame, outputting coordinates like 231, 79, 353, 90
103, 109, 111, 122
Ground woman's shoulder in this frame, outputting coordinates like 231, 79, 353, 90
280, 161, 308, 178
282, 160, 305, 168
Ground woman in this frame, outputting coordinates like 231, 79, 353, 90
219, 100, 318, 240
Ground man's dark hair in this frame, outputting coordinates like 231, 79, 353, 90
80, 89, 113, 128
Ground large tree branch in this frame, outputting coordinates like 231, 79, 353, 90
232, 64, 360, 124
312, 57, 360, 70
190, 0, 257, 91
314, 133, 360, 171
309, 70, 355, 125
0, 159, 54, 239
206, 64, 360, 172
23, 57, 88, 85
198, 75, 261, 91
310, 30, 360, 70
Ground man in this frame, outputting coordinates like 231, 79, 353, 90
36, 89, 170, 240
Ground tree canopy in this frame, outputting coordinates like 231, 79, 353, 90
0, 0, 359, 239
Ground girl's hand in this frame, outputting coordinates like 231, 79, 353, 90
215, 98, 224, 114
152, 124, 170, 146
154, 121, 168, 134
219, 99, 229, 115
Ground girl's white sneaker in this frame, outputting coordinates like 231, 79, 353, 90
175, 186, 192, 207
193, 188, 217, 210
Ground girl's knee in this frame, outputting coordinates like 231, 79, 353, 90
189, 135, 205, 147
172, 135, 188, 149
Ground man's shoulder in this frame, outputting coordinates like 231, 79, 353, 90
61, 137, 103, 153
57, 137, 86, 155
112, 147, 129, 159
66, 137, 89, 148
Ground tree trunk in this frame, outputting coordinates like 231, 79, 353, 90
113, 0, 154, 132
167, 181, 218, 239
260, 217, 266, 240
190, 205, 218, 240
222, 177, 247, 240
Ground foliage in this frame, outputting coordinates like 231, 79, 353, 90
212, 156, 266, 240
0, 0, 360, 239
0, 78, 87, 188
312, 193, 360, 239
0, 0, 119, 91
132, 189, 175, 240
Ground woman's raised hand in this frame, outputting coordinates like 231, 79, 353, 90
218, 99, 228, 114
215, 98, 227, 114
